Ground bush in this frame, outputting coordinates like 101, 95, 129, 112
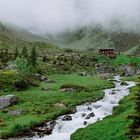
0, 70, 18, 91
14, 57, 31, 81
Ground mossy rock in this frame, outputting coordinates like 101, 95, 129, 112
60, 84, 91, 92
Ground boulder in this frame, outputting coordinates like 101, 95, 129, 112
120, 81, 129, 86
45, 80, 56, 83
33, 73, 48, 81
79, 72, 88, 76
84, 121, 87, 125
62, 115, 72, 121
110, 100, 116, 104
8, 109, 22, 116
69, 108, 77, 114
54, 103, 66, 108
120, 64, 138, 77
93, 105, 102, 109
33, 121, 56, 136
95, 64, 115, 74
85, 112, 95, 119
87, 107, 92, 111
109, 91, 116, 95
60, 84, 89, 93
0, 95, 19, 110
5, 64, 16, 70
41, 88, 50, 91
82, 113, 86, 117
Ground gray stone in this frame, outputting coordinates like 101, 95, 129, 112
5, 64, 16, 70
62, 115, 72, 121
84, 121, 87, 125
120, 64, 138, 77
45, 80, 56, 83
87, 107, 92, 111
54, 103, 66, 108
120, 81, 129, 86
79, 72, 88, 76
0, 95, 19, 110
33, 73, 48, 81
8, 109, 22, 116
85, 112, 95, 119
93, 105, 102, 109
82, 113, 86, 117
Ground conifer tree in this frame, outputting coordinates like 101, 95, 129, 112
30, 46, 37, 67
21, 46, 28, 58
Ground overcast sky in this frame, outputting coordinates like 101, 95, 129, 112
0, 0, 140, 34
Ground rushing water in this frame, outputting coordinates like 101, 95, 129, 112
12, 76, 136, 140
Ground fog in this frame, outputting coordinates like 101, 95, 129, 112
0, 0, 140, 34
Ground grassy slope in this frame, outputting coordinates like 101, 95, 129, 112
71, 76, 140, 140
0, 74, 113, 138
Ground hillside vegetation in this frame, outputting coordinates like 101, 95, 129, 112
51, 27, 140, 55
0, 23, 59, 54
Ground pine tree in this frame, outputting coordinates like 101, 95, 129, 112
21, 47, 28, 58
13, 47, 19, 60
30, 46, 37, 67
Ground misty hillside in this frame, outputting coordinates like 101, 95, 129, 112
0, 22, 140, 56
51, 27, 140, 55
0, 23, 58, 53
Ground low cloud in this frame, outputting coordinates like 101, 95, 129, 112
0, 0, 140, 34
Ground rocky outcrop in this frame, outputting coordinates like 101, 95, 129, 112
120, 64, 140, 77
33, 121, 56, 136
94, 63, 115, 74
0, 95, 19, 110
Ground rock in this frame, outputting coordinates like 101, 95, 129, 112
8, 109, 22, 116
33, 121, 56, 136
0, 95, 19, 110
109, 91, 116, 95
60, 88, 75, 93
5, 64, 16, 70
79, 72, 88, 76
41, 88, 50, 91
97, 118, 100, 121
60, 84, 88, 93
87, 107, 92, 111
82, 113, 86, 117
33, 73, 48, 81
84, 121, 87, 125
85, 112, 95, 119
120, 81, 129, 86
54, 103, 66, 108
110, 100, 116, 104
95, 64, 115, 74
70, 108, 77, 113
120, 64, 137, 77
62, 115, 72, 121
45, 80, 56, 83
93, 105, 102, 109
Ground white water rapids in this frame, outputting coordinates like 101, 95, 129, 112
13, 76, 136, 140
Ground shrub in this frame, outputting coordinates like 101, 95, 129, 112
0, 70, 18, 91
14, 57, 31, 81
